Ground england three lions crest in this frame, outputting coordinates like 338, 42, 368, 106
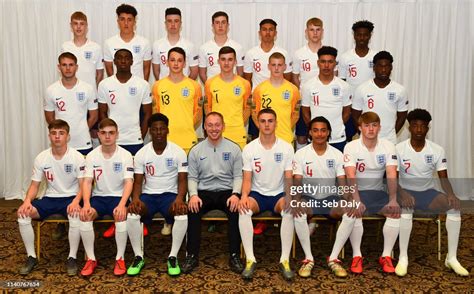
76, 92, 85, 102
113, 162, 122, 173
84, 51, 93, 60
274, 153, 283, 163
376, 154, 386, 165
132, 45, 141, 54
233, 86, 241, 96
64, 164, 73, 174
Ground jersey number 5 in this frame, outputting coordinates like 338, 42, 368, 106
254, 161, 262, 173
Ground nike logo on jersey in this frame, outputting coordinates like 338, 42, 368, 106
159, 51, 166, 54
55, 97, 62, 101
43, 167, 51, 170
311, 92, 319, 96
161, 91, 167, 94
207, 53, 213, 55
108, 90, 115, 93
93, 165, 101, 168
357, 158, 364, 161
305, 161, 313, 165
367, 94, 374, 98
199, 157, 207, 160
253, 157, 261, 160
213, 90, 219, 93
253, 58, 259, 62
402, 159, 410, 162
302, 59, 309, 62
146, 161, 153, 165
262, 94, 269, 97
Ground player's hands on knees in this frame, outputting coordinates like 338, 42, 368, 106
289, 203, 305, 218
67, 200, 81, 217
172, 199, 187, 215
128, 199, 145, 215
238, 196, 251, 214
447, 194, 461, 211
17, 201, 33, 218
113, 204, 127, 222
188, 195, 202, 213
80, 203, 93, 221
347, 201, 366, 218
399, 190, 415, 209
383, 199, 401, 218
226, 195, 240, 213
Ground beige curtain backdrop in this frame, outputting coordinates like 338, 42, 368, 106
1, 0, 472, 199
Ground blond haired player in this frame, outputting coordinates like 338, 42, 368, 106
252, 52, 300, 144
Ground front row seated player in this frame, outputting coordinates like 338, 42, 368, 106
395, 108, 469, 276
17, 119, 85, 276
79, 118, 134, 276
292, 116, 347, 278
127, 113, 188, 276
238, 108, 296, 280
335, 111, 400, 275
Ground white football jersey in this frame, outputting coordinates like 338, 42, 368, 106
31, 147, 86, 197
352, 80, 409, 144
198, 38, 244, 79
292, 45, 319, 85
396, 139, 447, 191
243, 45, 292, 90
152, 37, 198, 80
343, 138, 398, 191
85, 146, 134, 196
242, 138, 294, 196
61, 40, 104, 88
301, 76, 352, 143
44, 79, 97, 150
97, 75, 152, 145
338, 49, 376, 90
103, 34, 152, 79
293, 144, 345, 199
134, 142, 188, 194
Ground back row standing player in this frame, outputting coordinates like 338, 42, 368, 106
104, 4, 151, 80
338, 20, 376, 142
153, 7, 198, 81
244, 19, 292, 140
292, 17, 324, 150
199, 11, 244, 83
61, 11, 103, 88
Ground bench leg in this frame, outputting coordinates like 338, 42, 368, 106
437, 218, 441, 261
36, 222, 41, 261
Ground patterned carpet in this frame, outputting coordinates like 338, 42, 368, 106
0, 204, 472, 292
